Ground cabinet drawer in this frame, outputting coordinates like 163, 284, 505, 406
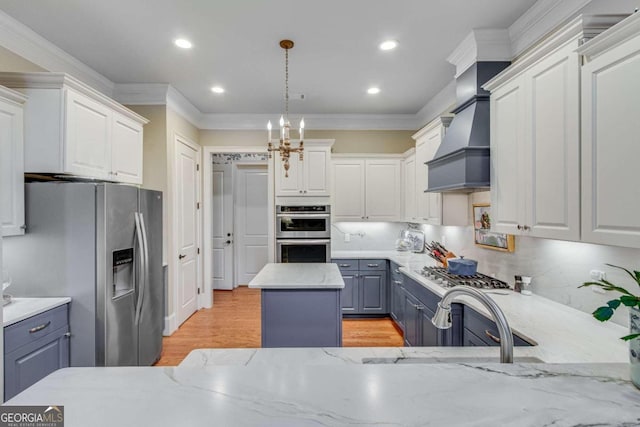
4, 305, 69, 354
463, 306, 533, 347
332, 259, 358, 272
358, 259, 386, 271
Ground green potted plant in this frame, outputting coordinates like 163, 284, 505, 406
580, 264, 640, 389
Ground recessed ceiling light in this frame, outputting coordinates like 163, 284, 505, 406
174, 38, 193, 49
211, 86, 225, 94
379, 40, 398, 51
367, 87, 381, 95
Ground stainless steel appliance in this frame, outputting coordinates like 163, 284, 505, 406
418, 266, 510, 290
275, 205, 331, 263
276, 205, 330, 238
3, 182, 163, 367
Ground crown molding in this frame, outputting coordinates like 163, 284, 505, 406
166, 86, 205, 129
447, 29, 512, 77
112, 83, 170, 105
508, 0, 591, 57
0, 72, 148, 124
578, 12, 640, 59
0, 85, 27, 105
415, 80, 456, 128
0, 10, 114, 96
484, 14, 626, 92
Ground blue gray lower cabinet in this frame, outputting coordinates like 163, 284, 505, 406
4, 304, 70, 401
389, 262, 404, 330
260, 289, 342, 347
401, 275, 462, 347
463, 305, 534, 347
333, 259, 389, 316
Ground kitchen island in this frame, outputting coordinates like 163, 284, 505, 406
248, 263, 345, 347
5, 361, 638, 426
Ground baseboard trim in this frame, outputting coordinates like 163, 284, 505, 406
163, 313, 177, 336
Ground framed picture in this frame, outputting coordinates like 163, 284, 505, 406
472, 203, 515, 252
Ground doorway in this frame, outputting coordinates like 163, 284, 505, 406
211, 158, 269, 289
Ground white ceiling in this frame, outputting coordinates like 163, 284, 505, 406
0, 0, 539, 115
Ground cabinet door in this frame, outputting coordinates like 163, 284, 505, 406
111, 113, 143, 184
402, 291, 420, 346
364, 159, 401, 221
340, 273, 358, 313
303, 145, 330, 196
390, 279, 404, 329
64, 89, 111, 179
581, 34, 640, 248
416, 128, 442, 224
525, 45, 580, 240
490, 77, 527, 235
0, 98, 25, 236
275, 153, 303, 196
403, 155, 417, 222
359, 271, 387, 314
332, 160, 365, 221
4, 329, 69, 401
419, 306, 438, 346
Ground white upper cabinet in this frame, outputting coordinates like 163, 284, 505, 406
412, 116, 467, 226
332, 156, 402, 222
484, 16, 605, 241
275, 140, 332, 197
579, 13, 640, 248
0, 73, 148, 185
403, 150, 417, 222
0, 86, 27, 237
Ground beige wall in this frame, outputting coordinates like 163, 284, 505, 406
199, 129, 415, 153
0, 46, 45, 72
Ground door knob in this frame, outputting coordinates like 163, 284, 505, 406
226, 240, 232, 245
178, 254, 186, 260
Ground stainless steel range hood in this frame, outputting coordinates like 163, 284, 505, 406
426, 62, 509, 193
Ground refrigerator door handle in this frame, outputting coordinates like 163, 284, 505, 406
134, 212, 146, 325
139, 212, 150, 323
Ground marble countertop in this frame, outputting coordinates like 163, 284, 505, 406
6, 363, 638, 426
3, 297, 71, 327
248, 263, 344, 289
332, 250, 629, 363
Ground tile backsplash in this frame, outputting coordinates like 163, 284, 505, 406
333, 221, 640, 327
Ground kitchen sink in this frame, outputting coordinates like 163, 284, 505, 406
361, 356, 545, 364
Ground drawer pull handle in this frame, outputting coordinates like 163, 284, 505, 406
485, 330, 501, 344
339, 264, 351, 268
29, 321, 51, 334
394, 269, 400, 274
367, 264, 379, 268
393, 280, 402, 285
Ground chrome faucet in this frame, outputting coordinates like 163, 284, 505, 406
432, 286, 514, 363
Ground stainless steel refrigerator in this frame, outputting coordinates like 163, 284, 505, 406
3, 182, 163, 367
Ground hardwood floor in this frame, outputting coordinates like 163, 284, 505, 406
155, 287, 403, 366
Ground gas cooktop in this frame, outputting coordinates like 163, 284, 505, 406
418, 266, 510, 290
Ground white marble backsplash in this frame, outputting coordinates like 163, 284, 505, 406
331, 221, 640, 328
421, 224, 640, 328
331, 222, 405, 251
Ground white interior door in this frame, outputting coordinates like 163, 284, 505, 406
212, 163, 234, 290
235, 165, 269, 285
175, 137, 200, 326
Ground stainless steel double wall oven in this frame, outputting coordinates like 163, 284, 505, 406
275, 205, 331, 263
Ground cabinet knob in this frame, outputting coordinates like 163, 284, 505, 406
517, 225, 523, 230
178, 254, 186, 260
64, 332, 71, 338
523, 225, 530, 231
19, 224, 26, 230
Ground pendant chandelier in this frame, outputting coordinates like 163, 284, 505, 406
267, 40, 304, 178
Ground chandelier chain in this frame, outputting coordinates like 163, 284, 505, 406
284, 47, 289, 121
